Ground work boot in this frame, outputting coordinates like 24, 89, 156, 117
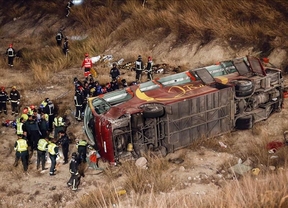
11, 112, 14, 115
4, 111, 7, 115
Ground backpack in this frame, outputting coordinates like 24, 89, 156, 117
56, 33, 62, 41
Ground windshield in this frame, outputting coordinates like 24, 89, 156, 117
92, 98, 111, 114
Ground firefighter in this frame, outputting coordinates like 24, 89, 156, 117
48, 138, 59, 176
135, 55, 144, 82
65, 0, 74, 17
53, 114, 65, 138
76, 138, 91, 163
74, 88, 84, 121
146, 56, 154, 81
81, 53, 93, 78
57, 130, 70, 164
14, 135, 29, 173
39, 112, 49, 139
110, 63, 120, 81
9, 86, 20, 116
43, 98, 54, 131
67, 152, 81, 191
55, 29, 64, 46
6, 44, 16, 67
37, 136, 49, 171
0, 87, 8, 115
63, 37, 69, 56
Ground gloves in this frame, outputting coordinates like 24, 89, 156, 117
17, 102, 19, 105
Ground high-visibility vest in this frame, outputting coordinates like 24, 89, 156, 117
15, 139, 28, 152
21, 114, 28, 121
78, 140, 87, 147
16, 122, 23, 135
38, 139, 48, 151
82, 58, 92, 68
53, 117, 65, 127
41, 101, 48, 108
48, 143, 57, 155
135, 60, 143, 70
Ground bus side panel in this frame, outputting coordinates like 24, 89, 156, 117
164, 87, 233, 152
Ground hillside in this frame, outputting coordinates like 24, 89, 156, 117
1, 0, 288, 207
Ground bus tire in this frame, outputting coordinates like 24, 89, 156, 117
235, 79, 253, 97
114, 129, 128, 152
235, 115, 253, 130
142, 105, 164, 118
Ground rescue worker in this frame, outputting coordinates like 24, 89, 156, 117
76, 138, 91, 163
57, 130, 70, 164
55, 29, 64, 46
73, 77, 83, 91
0, 87, 8, 115
43, 98, 54, 131
6, 44, 16, 67
16, 117, 25, 136
146, 56, 154, 81
81, 53, 93, 78
9, 86, 20, 116
37, 136, 49, 171
24, 115, 41, 159
48, 138, 59, 176
110, 63, 120, 81
14, 135, 29, 173
39, 112, 49, 138
74, 88, 84, 121
135, 55, 144, 82
67, 152, 81, 191
110, 79, 119, 91
53, 114, 65, 138
20, 108, 29, 122
63, 37, 69, 56
65, 0, 74, 17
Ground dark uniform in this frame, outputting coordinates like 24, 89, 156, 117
76, 139, 90, 163
43, 99, 54, 131
57, 130, 70, 164
6, 44, 16, 66
37, 138, 49, 170
63, 37, 69, 56
9, 86, 20, 115
110, 63, 120, 81
135, 55, 144, 82
0, 87, 8, 115
55, 30, 63, 46
146, 56, 154, 81
48, 140, 59, 176
66, 0, 74, 17
67, 152, 81, 191
74, 89, 84, 121
53, 116, 65, 138
14, 135, 29, 172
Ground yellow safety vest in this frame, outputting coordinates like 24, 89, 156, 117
21, 114, 28, 121
44, 114, 49, 121
48, 143, 57, 155
41, 101, 48, 108
15, 139, 28, 152
38, 139, 48, 151
53, 117, 65, 127
78, 140, 88, 147
16, 122, 23, 135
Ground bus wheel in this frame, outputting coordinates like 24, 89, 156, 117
235, 115, 253, 130
235, 79, 253, 97
114, 129, 128, 152
142, 104, 164, 118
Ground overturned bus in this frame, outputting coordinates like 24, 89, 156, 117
84, 56, 284, 164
